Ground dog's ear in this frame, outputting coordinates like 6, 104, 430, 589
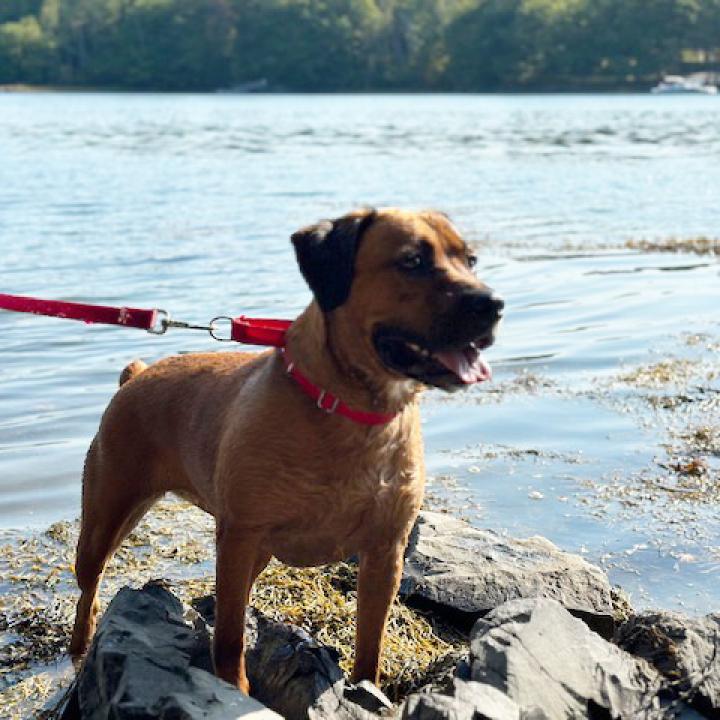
291, 209, 376, 312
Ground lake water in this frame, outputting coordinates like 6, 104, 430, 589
1, 93, 719, 614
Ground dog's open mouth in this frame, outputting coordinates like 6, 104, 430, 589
373, 327, 493, 390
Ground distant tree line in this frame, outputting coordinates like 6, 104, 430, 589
0, 0, 719, 91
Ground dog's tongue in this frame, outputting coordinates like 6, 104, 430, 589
434, 346, 492, 384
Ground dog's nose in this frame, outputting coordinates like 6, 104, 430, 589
461, 290, 504, 320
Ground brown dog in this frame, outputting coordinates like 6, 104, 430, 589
69, 208, 503, 692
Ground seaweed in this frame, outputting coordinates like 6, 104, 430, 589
1, 497, 462, 715
626, 237, 720, 256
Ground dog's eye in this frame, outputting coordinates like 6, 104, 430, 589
398, 253, 425, 272
467, 254, 478, 269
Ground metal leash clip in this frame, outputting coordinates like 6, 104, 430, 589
147, 309, 171, 334
147, 310, 234, 342
208, 316, 234, 342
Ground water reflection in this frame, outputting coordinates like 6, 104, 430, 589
1, 92, 719, 612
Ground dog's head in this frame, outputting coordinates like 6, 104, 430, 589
292, 208, 503, 392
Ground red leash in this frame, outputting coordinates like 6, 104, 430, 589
0, 292, 289, 345
0, 293, 159, 332
0, 292, 396, 426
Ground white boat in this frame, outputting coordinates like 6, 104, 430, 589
651, 75, 718, 95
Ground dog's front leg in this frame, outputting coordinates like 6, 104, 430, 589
352, 542, 405, 684
213, 524, 269, 693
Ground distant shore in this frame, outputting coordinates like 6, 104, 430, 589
0, 83, 666, 95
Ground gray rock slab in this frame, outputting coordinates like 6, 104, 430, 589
617, 611, 720, 718
73, 580, 280, 719
401, 511, 621, 637
402, 678, 522, 720
469, 597, 675, 719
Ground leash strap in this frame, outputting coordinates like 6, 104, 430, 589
231, 316, 292, 346
0, 292, 159, 331
0, 292, 397, 426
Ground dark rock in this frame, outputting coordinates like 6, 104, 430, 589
343, 680, 394, 714
401, 511, 622, 637
73, 580, 279, 719
195, 595, 389, 720
402, 678, 522, 720
245, 608, 380, 719
616, 611, 720, 718
469, 597, 679, 719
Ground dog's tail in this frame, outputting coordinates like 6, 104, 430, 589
119, 359, 148, 387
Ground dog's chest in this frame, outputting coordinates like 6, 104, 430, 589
268, 440, 423, 567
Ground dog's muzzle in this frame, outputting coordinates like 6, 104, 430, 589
373, 290, 504, 391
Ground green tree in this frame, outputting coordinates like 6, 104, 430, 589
231, 0, 384, 90
367, 0, 472, 87
0, 14, 54, 82
0, 0, 717, 91
84, 0, 237, 89
0, 0, 45, 24
444, 0, 704, 89
444, 0, 526, 89
574, 0, 697, 81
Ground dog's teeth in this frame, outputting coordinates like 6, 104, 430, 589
403, 340, 433, 359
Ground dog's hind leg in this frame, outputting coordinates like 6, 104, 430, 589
69, 438, 160, 660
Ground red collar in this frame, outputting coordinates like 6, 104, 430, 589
280, 348, 397, 426
232, 316, 397, 427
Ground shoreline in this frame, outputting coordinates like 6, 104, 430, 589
2, 498, 718, 718
0, 497, 623, 716
0, 83, 675, 96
